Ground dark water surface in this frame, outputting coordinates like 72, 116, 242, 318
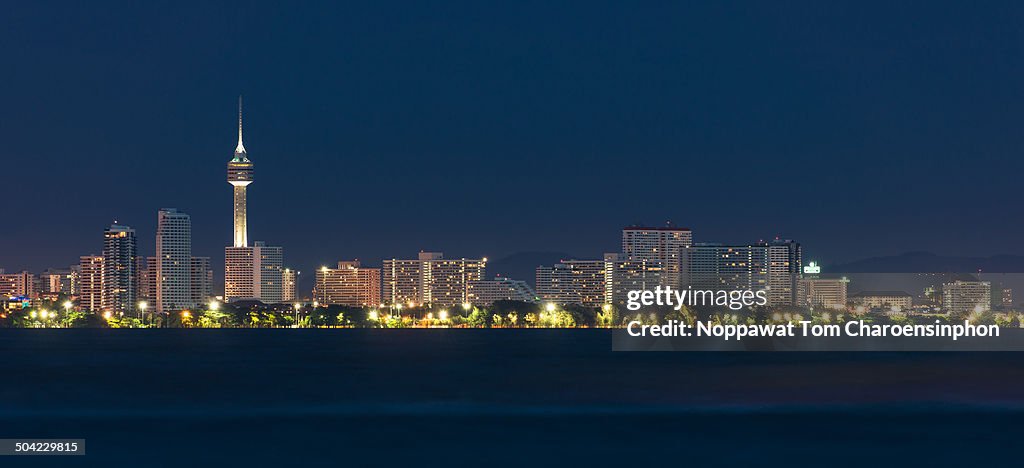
1, 329, 1021, 466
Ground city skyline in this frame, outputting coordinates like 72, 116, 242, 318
6, 2, 1024, 277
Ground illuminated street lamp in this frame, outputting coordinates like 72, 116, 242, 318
461, 302, 471, 311
545, 303, 556, 313
439, 309, 448, 321
209, 300, 220, 311
139, 301, 148, 325
293, 302, 301, 327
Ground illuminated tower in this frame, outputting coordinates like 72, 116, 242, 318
228, 96, 254, 248
223, 97, 285, 303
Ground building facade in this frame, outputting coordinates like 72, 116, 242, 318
0, 271, 37, 300
685, 239, 801, 307
282, 268, 297, 302
102, 224, 137, 315
688, 243, 768, 292
190, 256, 213, 306
39, 268, 74, 295
314, 261, 381, 306
224, 242, 284, 303
850, 291, 913, 310
766, 239, 801, 306
942, 281, 991, 316
382, 258, 422, 306
137, 256, 156, 305
382, 252, 487, 307
467, 277, 537, 305
603, 253, 663, 306
156, 208, 192, 313
621, 225, 691, 289
535, 259, 605, 306
78, 255, 104, 311
797, 277, 849, 310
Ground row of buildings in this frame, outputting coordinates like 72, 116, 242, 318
3, 99, 1000, 316
535, 226, 804, 307
311, 254, 535, 307
308, 227, 803, 309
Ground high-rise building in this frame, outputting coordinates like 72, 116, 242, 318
622, 225, 692, 289
225, 247, 255, 301
225, 242, 283, 303
222, 97, 285, 304
535, 259, 605, 305
603, 253, 663, 306
766, 239, 802, 306
382, 252, 486, 307
78, 255, 104, 311
688, 243, 768, 291
0, 271, 37, 299
102, 224, 137, 315
69, 264, 81, 296
156, 208, 192, 313
314, 261, 381, 306
382, 258, 422, 306
137, 256, 157, 305
255, 242, 284, 303
421, 253, 486, 306
190, 257, 213, 306
282, 268, 298, 302
467, 276, 537, 305
686, 239, 801, 307
943, 281, 991, 316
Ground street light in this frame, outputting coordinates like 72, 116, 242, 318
63, 301, 73, 325
209, 301, 220, 311
545, 303, 556, 313
139, 301, 148, 325
293, 302, 301, 327
461, 303, 471, 311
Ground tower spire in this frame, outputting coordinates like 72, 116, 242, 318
235, 95, 246, 155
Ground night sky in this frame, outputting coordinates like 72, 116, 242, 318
3, 2, 1024, 281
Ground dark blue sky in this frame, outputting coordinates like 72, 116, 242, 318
3, 1, 1024, 278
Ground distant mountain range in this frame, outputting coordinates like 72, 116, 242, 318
827, 252, 1024, 273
